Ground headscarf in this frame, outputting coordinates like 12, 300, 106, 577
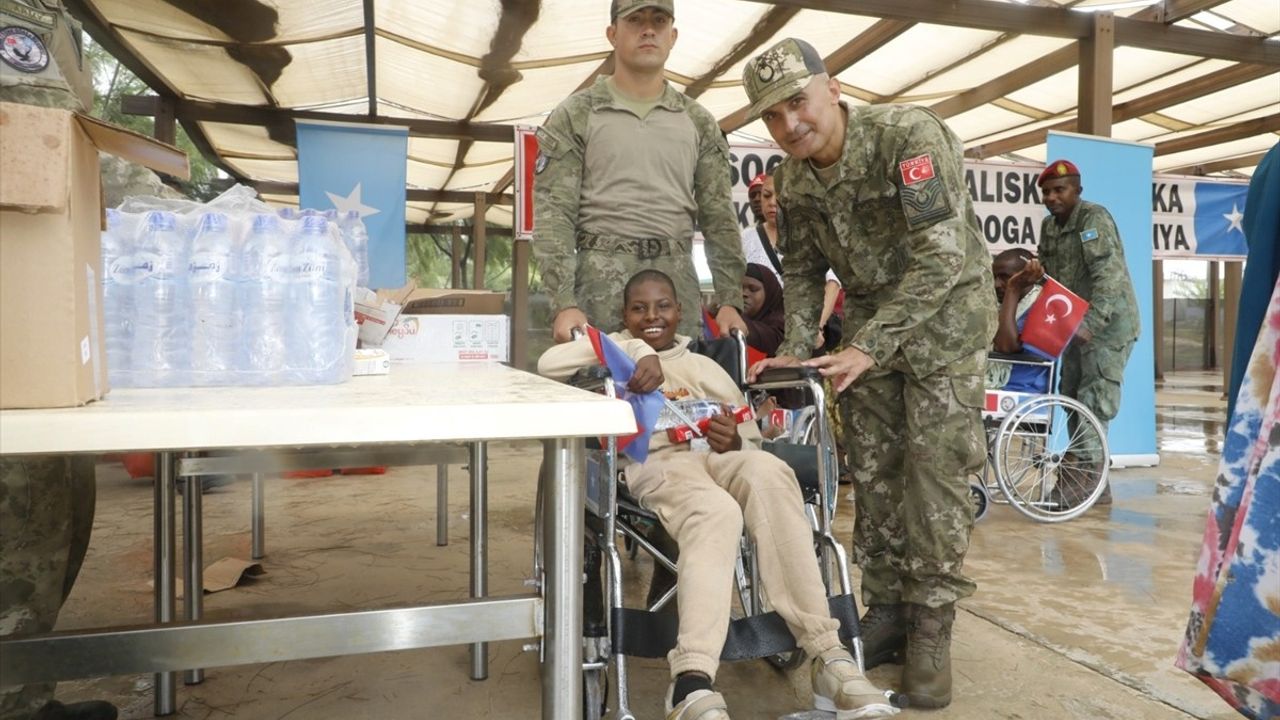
744, 263, 786, 356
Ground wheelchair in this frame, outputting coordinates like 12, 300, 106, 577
969, 351, 1110, 523
535, 333, 879, 720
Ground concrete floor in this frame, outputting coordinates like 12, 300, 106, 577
45, 371, 1235, 720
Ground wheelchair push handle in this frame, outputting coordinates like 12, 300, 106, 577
750, 365, 823, 387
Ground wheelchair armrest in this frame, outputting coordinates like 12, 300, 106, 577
569, 365, 612, 392
988, 350, 1053, 365
749, 366, 823, 388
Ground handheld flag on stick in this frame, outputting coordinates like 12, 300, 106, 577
1021, 276, 1090, 360
584, 326, 665, 463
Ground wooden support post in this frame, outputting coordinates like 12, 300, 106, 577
154, 95, 177, 146
1078, 12, 1115, 137
472, 193, 488, 290
1222, 261, 1243, 398
511, 239, 531, 371
1206, 261, 1219, 370
451, 225, 463, 289
1152, 260, 1164, 380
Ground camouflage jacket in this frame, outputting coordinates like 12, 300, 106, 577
1039, 200, 1140, 348
775, 104, 995, 377
532, 77, 744, 314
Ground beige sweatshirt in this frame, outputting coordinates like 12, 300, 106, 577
537, 331, 762, 463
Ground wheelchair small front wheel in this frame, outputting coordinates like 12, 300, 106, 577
968, 481, 990, 522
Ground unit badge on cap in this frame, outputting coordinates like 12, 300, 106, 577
899, 154, 935, 185
0, 26, 49, 73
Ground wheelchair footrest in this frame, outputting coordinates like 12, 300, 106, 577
611, 593, 861, 661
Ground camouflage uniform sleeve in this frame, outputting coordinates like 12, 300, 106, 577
1078, 206, 1130, 339
532, 102, 587, 316
848, 112, 971, 368
775, 191, 828, 359
690, 105, 747, 311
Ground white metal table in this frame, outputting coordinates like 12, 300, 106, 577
0, 363, 634, 719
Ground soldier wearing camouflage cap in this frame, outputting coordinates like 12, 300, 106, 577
532, 0, 747, 344
0, 3, 119, 719
1038, 160, 1140, 507
745, 37, 996, 709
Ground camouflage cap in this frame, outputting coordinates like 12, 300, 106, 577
743, 38, 826, 120
610, 0, 674, 21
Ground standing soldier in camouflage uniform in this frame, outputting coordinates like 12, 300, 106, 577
745, 38, 994, 709
1, 3, 116, 719
533, 0, 747, 342
1037, 159, 1140, 507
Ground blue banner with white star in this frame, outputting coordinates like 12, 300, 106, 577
1152, 177, 1249, 258
296, 120, 408, 289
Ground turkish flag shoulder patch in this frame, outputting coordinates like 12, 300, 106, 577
899, 154, 936, 185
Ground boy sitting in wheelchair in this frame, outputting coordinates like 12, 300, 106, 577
538, 269, 896, 720
985, 248, 1050, 394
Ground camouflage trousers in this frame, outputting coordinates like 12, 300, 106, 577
573, 244, 704, 338
1060, 339, 1134, 465
841, 350, 986, 608
0, 457, 97, 719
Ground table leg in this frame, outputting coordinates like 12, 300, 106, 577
183, 470, 204, 685
251, 473, 264, 560
469, 442, 488, 680
153, 451, 177, 716
542, 438, 584, 719
436, 463, 449, 547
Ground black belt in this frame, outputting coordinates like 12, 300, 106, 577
577, 232, 679, 260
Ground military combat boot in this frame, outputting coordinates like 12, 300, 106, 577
902, 603, 956, 709
858, 604, 907, 669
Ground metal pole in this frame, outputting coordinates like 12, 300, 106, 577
451, 225, 463, 289
469, 442, 488, 680
511, 238, 531, 370
1223, 261, 1243, 397
251, 473, 265, 560
472, 193, 488, 290
182, 471, 204, 685
542, 438, 584, 719
153, 452, 177, 715
1206, 261, 1219, 370
1152, 259, 1164, 379
436, 463, 449, 547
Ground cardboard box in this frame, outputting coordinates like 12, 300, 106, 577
0, 102, 189, 409
352, 348, 391, 376
378, 314, 510, 363
401, 288, 506, 315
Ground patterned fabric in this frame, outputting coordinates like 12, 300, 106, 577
1177, 277, 1280, 720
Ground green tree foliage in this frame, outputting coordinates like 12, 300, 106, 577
84, 39, 223, 201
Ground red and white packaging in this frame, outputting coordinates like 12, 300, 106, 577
666, 405, 755, 443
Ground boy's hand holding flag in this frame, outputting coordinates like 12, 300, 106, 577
1020, 276, 1090, 360
584, 325, 665, 463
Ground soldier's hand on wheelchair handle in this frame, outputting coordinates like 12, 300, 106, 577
706, 407, 743, 453
627, 355, 664, 394
715, 304, 749, 338
746, 354, 804, 382
804, 346, 875, 393
552, 307, 590, 343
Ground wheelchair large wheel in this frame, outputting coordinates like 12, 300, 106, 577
734, 540, 806, 671
993, 394, 1110, 522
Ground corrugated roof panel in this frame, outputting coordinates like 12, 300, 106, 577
376, 38, 486, 119
473, 59, 603, 123
708, 10, 881, 86
119, 30, 270, 104
1156, 135, 1278, 172
271, 36, 367, 109
406, 138, 462, 167
1003, 65, 1077, 115
197, 122, 295, 158
665, 2, 771, 79
463, 142, 518, 166
905, 36, 1073, 99
1159, 74, 1280, 125
96, 0, 361, 44
1110, 58, 1233, 104
442, 163, 511, 191
843, 24, 1004, 98
223, 158, 299, 182
1109, 117, 1167, 143
516, 4, 614, 62
405, 161, 453, 190
1213, 0, 1280, 33
947, 105, 1036, 144
376, 0, 501, 58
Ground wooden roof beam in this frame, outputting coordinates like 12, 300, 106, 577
1155, 113, 1280, 156
1158, 0, 1231, 23
718, 18, 913, 132
685, 6, 800, 99
1164, 151, 1267, 175
965, 63, 1275, 157
363, 0, 377, 115
253, 182, 513, 206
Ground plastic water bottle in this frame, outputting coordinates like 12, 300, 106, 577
188, 212, 237, 385
101, 209, 135, 385
240, 213, 293, 383
340, 210, 370, 288
132, 210, 190, 386
289, 215, 347, 383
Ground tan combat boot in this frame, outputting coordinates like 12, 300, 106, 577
902, 603, 956, 709
858, 604, 907, 669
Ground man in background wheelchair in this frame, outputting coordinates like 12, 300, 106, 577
539, 270, 897, 720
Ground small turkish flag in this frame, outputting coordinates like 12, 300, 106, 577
1020, 276, 1089, 360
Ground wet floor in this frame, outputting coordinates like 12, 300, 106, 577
44, 371, 1237, 719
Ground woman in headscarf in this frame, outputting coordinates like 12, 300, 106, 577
742, 262, 786, 357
